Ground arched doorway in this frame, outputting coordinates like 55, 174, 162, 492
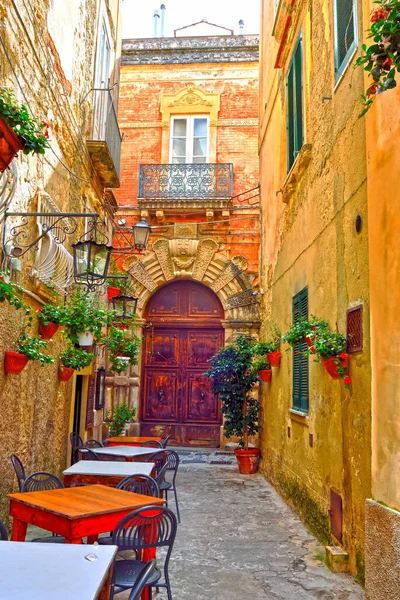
141, 280, 224, 447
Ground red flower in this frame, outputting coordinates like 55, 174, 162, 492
371, 7, 390, 22
340, 352, 347, 360
367, 84, 379, 97
44, 130, 49, 138
381, 56, 393, 69
344, 376, 352, 386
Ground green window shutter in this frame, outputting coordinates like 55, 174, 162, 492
334, 0, 357, 81
292, 288, 309, 412
287, 35, 303, 172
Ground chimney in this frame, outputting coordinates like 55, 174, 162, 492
160, 4, 166, 38
154, 9, 160, 38
238, 19, 244, 34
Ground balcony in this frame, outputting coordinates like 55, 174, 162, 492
87, 89, 122, 188
138, 163, 234, 209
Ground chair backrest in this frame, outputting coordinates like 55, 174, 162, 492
161, 434, 171, 448
112, 505, 177, 556
22, 471, 64, 493
141, 440, 163, 448
70, 432, 83, 450
84, 439, 103, 448
149, 450, 179, 477
154, 462, 168, 487
117, 474, 160, 498
74, 447, 100, 463
128, 559, 157, 600
10, 454, 26, 492
148, 450, 168, 479
164, 450, 179, 473
0, 518, 8, 541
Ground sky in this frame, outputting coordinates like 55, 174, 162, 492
121, 0, 260, 39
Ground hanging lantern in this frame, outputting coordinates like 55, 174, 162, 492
72, 239, 112, 290
112, 294, 139, 320
132, 217, 150, 251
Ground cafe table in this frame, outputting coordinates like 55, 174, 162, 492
0, 540, 117, 600
63, 460, 154, 487
107, 436, 162, 447
9, 483, 164, 544
92, 445, 158, 462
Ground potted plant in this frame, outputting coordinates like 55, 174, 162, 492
0, 87, 49, 171
106, 402, 137, 437
255, 334, 281, 367
58, 344, 93, 381
107, 264, 130, 301
64, 289, 114, 347
102, 326, 141, 374
0, 272, 30, 313
313, 325, 351, 388
205, 336, 265, 474
38, 303, 66, 339
5, 331, 54, 374
283, 316, 328, 348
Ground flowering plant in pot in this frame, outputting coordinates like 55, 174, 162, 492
313, 325, 351, 388
64, 289, 115, 347
106, 402, 137, 437
0, 271, 30, 313
102, 326, 141, 374
205, 336, 265, 474
5, 330, 54, 374
355, 0, 400, 115
38, 303, 66, 339
255, 333, 281, 367
59, 344, 93, 381
283, 316, 328, 348
0, 87, 49, 170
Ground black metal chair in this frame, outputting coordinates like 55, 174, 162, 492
98, 475, 160, 547
161, 434, 171, 449
0, 518, 8, 541
21, 471, 65, 543
10, 454, 26, 492
141, 440, 163, 449
70, 432, 83, 449
128, 559, 158, 600
73, 446, 101, 463
84, 439, 103, 448
110, 506, 177, 600
149, 451, 180, 523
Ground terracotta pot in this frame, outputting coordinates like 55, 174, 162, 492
4, 351, 29, 374
0, 117, 24, 172
322, 354, 349, 380
305, 334, 316, 354
107, 286, 121, 301
38, 320, 59, 340
267, 350, 281, 367
235, 448, 261, 474
259, 369, 272, 382
58, 366, 74, 381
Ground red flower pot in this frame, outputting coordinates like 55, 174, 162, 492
267, 351, 281, 367
38, 320, 59, 340
259, 369, 272, 382
58, 366, 74, 382
322, 354, 349, 380
0, 118, 24, 172
305, 334, 316, 354
4, 351, 29, 374
234, 448, 261, 474
107, 287, 121, 301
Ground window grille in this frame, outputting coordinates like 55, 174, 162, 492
347, 305, 363, 353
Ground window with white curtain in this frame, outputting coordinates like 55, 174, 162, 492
169, 116, 209, 164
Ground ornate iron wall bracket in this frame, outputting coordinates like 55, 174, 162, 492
3, 211, 99, 257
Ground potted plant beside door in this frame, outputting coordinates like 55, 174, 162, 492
64, 289, 114, 348
102, 326, 141, 374
106, 402, 137, 437
205, 336, 266, 474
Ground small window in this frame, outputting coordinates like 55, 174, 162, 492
347, 305, 363, 352
287, 34, 304, 172
333, 0, 357, 82
170, 116, 209, 164
292, 287, 309, 412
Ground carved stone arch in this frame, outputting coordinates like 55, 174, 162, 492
123, 236, 260, 324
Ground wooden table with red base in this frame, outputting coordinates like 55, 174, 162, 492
9, 485, 163, 599
106, 436, 162, 447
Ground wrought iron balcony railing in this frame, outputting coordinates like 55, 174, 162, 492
87, 89, 122, 188
138, 163, 234, 205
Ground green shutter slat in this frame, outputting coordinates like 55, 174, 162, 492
292, 288, 309, 412
287, 64, 295, 170
287, 35, 303, 172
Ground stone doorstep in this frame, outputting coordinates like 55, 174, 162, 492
325, 545, 350, 573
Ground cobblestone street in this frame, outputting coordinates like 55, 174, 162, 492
165, 453, 364, 600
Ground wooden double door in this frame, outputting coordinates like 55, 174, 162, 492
141, 281, 224, 447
